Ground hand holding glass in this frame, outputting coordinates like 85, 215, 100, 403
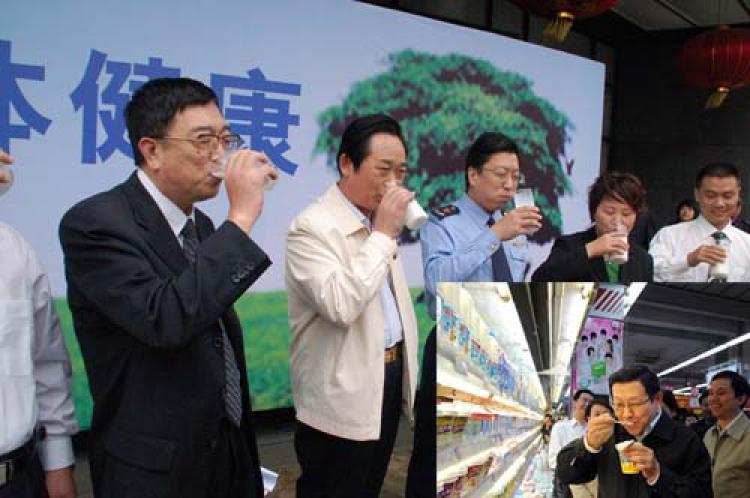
603, 223, 629, 265
212, 147, 278, 191
615, 440, 638, 474
384, 180, 427, 230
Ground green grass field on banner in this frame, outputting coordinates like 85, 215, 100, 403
56, 289, 434, 430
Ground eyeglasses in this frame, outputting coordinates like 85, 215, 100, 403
484, 167, 524, 184
159, 133, 243, 153
611, 397, 652, 412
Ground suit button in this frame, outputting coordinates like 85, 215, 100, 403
245, 264, 254, 272
213, 337, 222, 348
231, 274, 241, 283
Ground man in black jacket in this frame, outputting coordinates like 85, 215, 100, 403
60, 78, 277, 498
557, 366, 712, 498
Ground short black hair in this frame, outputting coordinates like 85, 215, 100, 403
600, 329, 607, 335
573, 389, 594, 401
585, 399, 614, 420
609, 365, 660, 398
695, 162, 741, 189
711, 370, 750, 401
587, 347, 595, 355
590, 332, 597, 339
464, 132, 519, 189
124, 77, 217, 166
675, 198, 699, 221
336, 114, 406, 175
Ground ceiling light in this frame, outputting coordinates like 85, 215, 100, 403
658, 331, 750, 377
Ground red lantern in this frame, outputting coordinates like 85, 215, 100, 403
677, 26, 750, 108
511, 1, 620, 43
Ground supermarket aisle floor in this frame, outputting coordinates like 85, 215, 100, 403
71, 410, 414, 498
514, 448, 554, 498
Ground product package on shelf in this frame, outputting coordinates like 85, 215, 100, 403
437, 284, 547, 497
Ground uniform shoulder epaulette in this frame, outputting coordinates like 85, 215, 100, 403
431, 204, 460, 220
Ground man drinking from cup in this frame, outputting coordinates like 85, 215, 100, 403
420, 131, 542, 317
650, 163, 750, 281
557, 366, 712, 498
285, 114, 420, 498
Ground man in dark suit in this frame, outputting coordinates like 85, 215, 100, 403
59, 78, 277, 498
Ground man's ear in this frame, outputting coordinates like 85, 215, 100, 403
339, 153, 354, 179
467, 166, 479, 190
139, 137, 161, 171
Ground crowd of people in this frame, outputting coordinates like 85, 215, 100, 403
542, 367, 750, 498
2, 73, 750, 498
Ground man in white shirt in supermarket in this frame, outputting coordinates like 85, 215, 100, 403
549, 389, 594, 498
650, 162, 750, 281
0, 148, 78, 498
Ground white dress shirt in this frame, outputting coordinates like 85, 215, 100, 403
0, 222, 77, 470
549, 417, 587, 470
337, 189, 403, 348
650, 215, 750, 282
137, 169, 191, 240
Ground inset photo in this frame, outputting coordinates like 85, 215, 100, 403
436, 282, 749, 498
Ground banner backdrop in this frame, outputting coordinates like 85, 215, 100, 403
2, 0, 604, 424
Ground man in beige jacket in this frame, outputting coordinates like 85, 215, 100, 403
286, 114, 419, 498
704, 370, 750, 498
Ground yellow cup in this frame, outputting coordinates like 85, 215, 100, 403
615, 441, 639, 474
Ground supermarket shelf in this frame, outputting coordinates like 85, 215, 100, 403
438, 353, 494, 399
437, 382, 543, 420
437, 427, 540, 485
475, 436, 542, 497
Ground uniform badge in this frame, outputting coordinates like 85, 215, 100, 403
431, 204, 460, 220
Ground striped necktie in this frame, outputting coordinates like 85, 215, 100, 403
181, 219, 243, 427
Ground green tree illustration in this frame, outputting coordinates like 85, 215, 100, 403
314, 50, 575, 243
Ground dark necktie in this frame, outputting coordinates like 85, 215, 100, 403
181, 219, 243, 427
486, 215, 513, 282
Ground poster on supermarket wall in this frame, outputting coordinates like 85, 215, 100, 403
571, 284, 625, 396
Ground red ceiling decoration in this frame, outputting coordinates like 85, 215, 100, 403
511, 0, 620, 43
677, 26, 750, 108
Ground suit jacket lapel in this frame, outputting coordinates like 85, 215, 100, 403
120, 172, 188, 274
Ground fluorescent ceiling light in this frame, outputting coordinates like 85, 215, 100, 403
673, 383, 707, 395
658, 331, 750, 377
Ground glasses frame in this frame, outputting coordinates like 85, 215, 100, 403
481, 166, 525, 185
610, 396, 653, 413
159, 133, 243, 154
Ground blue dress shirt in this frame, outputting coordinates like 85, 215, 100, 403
420, 193, 529, 318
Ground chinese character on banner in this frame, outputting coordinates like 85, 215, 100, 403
211, 69, 301, 175
70, 50, 180, 164
0, 40, 51, 152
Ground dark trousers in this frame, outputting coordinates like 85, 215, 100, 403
295, 354, 403, 498
0, 452, 47, 498
207, 419, 259, 498
405, 327, 436, 498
